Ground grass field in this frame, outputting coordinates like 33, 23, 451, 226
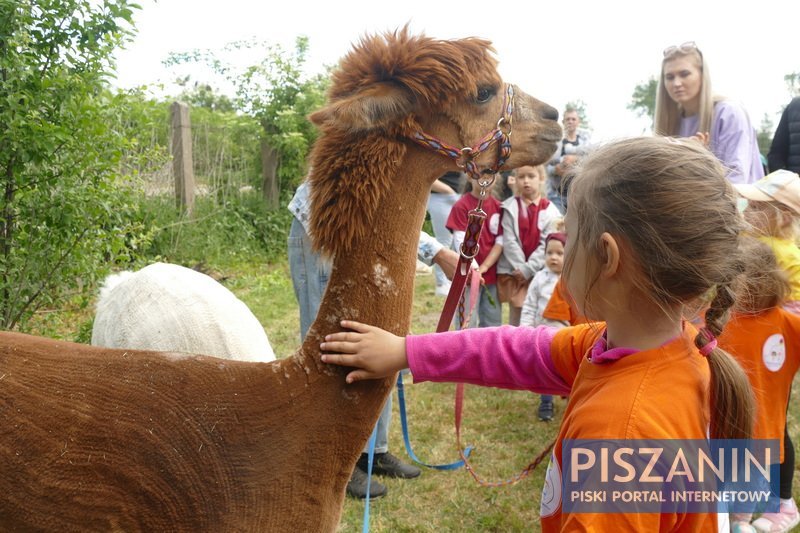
25, 259, 800, 532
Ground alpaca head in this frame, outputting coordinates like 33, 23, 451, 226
308, 27, 561, 257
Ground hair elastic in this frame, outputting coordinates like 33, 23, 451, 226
698, 328, 717, 357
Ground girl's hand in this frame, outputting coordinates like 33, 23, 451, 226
320, 320, 408, 383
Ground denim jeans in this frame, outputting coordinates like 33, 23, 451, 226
426, 192, 458, 288
288, 216, 391, 454
455, 284, 502, 329
288, 217, 331, 340
547, 187, 567, 216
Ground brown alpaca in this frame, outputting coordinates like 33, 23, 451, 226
0, 29, 560, 531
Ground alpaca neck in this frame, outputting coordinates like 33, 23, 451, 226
303, 173, 432, 358
257, 149, 447, 530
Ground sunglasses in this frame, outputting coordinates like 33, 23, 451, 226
663, 41, 700, 57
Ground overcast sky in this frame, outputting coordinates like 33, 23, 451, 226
113, 0, 799, 143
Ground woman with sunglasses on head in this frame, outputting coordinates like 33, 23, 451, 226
655, 41, 764, 185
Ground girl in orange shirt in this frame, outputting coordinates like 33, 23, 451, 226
719, 238, 800, 533
321, 137, 755, 531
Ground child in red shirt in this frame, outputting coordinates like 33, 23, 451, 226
322, 137, 756, 531
446, 178, 504, 327
496, 164, 561, 326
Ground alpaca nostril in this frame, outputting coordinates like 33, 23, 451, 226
542, 105, 559, 122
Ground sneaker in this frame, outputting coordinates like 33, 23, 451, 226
538, 401, 554, 422
358, 452, 421, 479
345, 466, 387, 499
752, 499, 800, 532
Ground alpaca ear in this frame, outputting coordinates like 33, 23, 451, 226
309, 83, 416, 132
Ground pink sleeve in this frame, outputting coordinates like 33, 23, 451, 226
406, 325, 571, 395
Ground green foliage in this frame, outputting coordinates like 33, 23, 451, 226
138, 193, 292, 267
628, 76, 658, 123
757, 113, 774, 156
175, 79, 235, 112
786, 71, 800, 97
188, 105, 262, 192
106, 87, 171, 179
164, 36, 330, 194
0, 0, 148, 329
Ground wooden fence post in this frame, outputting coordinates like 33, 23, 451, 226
261, 140, 279, 209
171, 101, 195, 214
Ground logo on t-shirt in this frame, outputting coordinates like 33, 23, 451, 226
540, 452, 561, 518
762, 333, 786, 372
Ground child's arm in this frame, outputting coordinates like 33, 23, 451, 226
500, 207, 527, 270
321, 320, 572, 395
431, 180, 457, 195
519, 273, 541, 327
478, 242, 503, 276
520, 206, 560, 279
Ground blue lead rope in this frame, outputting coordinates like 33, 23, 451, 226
396, 372, 474, 470
362, 424, 378, 533
361, 375, 471, 533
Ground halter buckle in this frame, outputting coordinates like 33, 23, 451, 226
456, 147, 474, 169
496, 116, 512, 136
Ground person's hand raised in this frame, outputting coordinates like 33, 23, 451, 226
320, 320, 408, 383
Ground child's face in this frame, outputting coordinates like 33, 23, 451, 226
514, 166, 544, 201
545, 239, 565, 274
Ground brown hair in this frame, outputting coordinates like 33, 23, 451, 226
733, 237, 790, 314
566, 136, 754, 440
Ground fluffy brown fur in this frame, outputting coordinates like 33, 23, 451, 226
0, 28, 560, 531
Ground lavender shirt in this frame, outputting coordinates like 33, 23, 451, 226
678, 100, 764, 185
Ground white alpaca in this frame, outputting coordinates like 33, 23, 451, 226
91, 262, 275, 362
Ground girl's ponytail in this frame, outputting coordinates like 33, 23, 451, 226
697, 281, 755, 440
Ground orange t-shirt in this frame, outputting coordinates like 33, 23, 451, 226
718, 307, 800, 462
542, 277, 589, 326
540, 323, 716, 532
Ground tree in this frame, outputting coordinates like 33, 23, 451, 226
175, 78, 235, 113
628, 77, 658, 125
756, 113, 774, 156
786, 71, 800, 97
0, 0, 146, 329
165, 37, 330, 203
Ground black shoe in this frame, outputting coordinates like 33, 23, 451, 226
358, 452, 421, 479
538, 401, 554, 422
346, 466, 388, 499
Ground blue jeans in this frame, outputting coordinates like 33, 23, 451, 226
288, 217, 391, 454
546, 188, 566, 216
455, 284, 502, 329
426, 192, 458, 288
288, 218, 331, 340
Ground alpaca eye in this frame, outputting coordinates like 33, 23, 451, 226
476, 86, 494, 103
